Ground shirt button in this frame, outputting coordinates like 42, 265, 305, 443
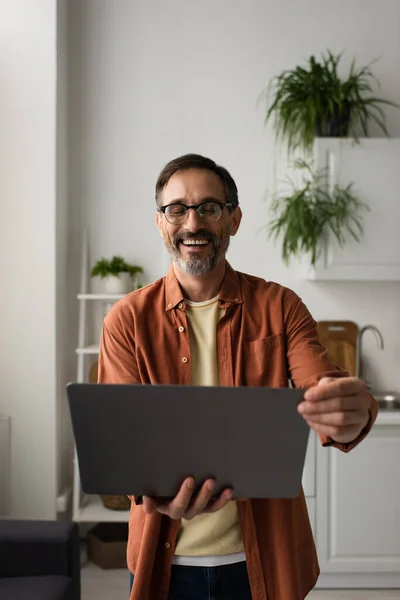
178, 326, 185, 333
167, 302, 173, 308
178, 302, 183, 309
165, 542, 171, 549
181, 356, 188, 363
234, 297, 240, 303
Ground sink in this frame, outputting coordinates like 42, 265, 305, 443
370, 390, 400, 411
377, 399, 400, 411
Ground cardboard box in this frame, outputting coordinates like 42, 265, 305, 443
87, 523, 128, 569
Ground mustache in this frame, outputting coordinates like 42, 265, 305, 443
173, 230, 215, 245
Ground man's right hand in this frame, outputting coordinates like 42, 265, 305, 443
142, 477, 233, 520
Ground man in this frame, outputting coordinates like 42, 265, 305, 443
98, 154, 377, 600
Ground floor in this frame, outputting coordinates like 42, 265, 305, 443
81, 559, 400, 600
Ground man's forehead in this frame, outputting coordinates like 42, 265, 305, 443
162, 169, 225, 202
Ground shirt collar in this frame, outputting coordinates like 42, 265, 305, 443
164, 261, 243, 311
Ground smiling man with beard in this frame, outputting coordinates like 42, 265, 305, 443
98, 154, 377, 600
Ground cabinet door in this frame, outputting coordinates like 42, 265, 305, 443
308, 138, 400, 281
316, 423, 400, 573
306, 497, 316, 540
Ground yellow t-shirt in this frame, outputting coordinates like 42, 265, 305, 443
174, 295, 244, 558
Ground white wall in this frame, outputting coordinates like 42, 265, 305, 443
69, 0, 400, 390
0, 1, 57, 518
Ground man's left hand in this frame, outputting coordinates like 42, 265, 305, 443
298, 377, 371, 444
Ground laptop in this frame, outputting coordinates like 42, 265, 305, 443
67, 383, 309, 499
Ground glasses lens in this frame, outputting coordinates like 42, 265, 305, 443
198, 202, 222, 222
164, 204, 187, 224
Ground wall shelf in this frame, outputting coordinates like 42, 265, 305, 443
77, 293, 125, 301
305, 138, 400, 281
77, 494, 129, 523
76, 345, 100, 355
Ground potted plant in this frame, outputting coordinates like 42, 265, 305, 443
91, 255, 143, 294
267, 159, 369, 268
263, 51, 399, 154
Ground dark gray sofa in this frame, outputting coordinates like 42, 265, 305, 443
0, 519, 80, 600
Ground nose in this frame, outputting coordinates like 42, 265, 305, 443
184, 207, 203, 229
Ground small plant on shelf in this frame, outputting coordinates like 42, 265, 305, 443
91, 255, 143, 293
267, 159, 369, 269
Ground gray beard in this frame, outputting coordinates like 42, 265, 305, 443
166, 231, 230, 276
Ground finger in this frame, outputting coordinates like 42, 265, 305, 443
318, 376, 340, 386
305, 377, 364, 401
203, 488, 233, 514
304, 377, 365, 402
298, 396, 362, 416
306, 421, 359, 439
304, 410, 364, 427
142, 496, 158, 515
184, 479, 216, 520
157, 477, 196, 519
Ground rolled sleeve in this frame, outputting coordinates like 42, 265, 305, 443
284, 290, 378, 453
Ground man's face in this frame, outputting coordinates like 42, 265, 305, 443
156, 169, 242, 276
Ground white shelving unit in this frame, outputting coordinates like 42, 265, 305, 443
72, 231, 130, 523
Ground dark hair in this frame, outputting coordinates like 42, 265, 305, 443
155, 153, 239, 209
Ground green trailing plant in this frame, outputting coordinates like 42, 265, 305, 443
91, 255, 143, 279
268, 159, 369, 268
264, 51, 400, 154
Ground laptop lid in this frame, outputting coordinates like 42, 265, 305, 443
67, 383, 309, 499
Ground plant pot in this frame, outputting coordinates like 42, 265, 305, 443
315, 105, 351, 137
101, 273, 134, 294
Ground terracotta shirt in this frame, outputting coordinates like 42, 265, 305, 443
98, 262, 377, 600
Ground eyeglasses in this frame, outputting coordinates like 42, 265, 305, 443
158, 201, 234, 225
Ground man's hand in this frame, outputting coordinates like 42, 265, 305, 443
142, 477, 233, 520
298, 377, 371, 444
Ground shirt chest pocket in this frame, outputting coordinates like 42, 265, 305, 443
243, 333, 287, 387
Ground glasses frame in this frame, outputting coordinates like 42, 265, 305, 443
158, 200, 234, 224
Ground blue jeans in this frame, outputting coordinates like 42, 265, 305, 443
129, 561, 252, 599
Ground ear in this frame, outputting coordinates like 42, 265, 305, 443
155, 210, 164, 237
229, 206, 242, 236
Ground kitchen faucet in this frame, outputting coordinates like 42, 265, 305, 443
355, 325, 384, 384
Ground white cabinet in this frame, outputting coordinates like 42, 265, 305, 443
303, 432, 316, 541
302, 430, 316, 498
306, 497, 316, 540
315, 413, 400, 587
307, 138, 400, 281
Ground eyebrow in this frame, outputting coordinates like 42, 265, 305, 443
163, 196, 223, 207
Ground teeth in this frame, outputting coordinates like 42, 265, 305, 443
182, 240, 208, 245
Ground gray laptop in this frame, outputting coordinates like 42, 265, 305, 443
67, 383, 309, 499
